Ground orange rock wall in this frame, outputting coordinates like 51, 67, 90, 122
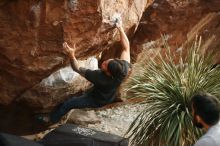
131, 0, 220, 62
0, 0, 148, 105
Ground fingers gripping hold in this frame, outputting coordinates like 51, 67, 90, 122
63, 42, 76, 56
112, 13, 122, 28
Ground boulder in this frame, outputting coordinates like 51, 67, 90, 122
0, 0, 149, 105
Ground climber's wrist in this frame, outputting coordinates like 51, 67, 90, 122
68, 53, 75, 60
117, 26, 124, 33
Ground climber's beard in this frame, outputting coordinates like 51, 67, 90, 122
193, 115, 203, 129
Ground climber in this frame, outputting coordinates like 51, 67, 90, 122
37, 17, 131, 123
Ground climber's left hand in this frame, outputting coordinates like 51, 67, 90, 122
63, 42, 76, 57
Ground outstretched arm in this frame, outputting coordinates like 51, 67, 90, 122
63, 42, 86, 77
116, 19, 130, 63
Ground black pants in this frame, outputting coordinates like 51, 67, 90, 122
50, 93, 105, 123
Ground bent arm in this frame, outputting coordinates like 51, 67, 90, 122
69, 55, 86, 77
63, 42, 86, 77
118, 26, 130, 63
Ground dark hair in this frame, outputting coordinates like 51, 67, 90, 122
107, 59, 128, 81
191, 93, 220, 126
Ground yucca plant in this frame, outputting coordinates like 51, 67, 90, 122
126, 38, 220, 146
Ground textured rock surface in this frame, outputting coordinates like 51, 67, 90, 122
67, 109, 101, 126
0, 0, 148, 106
131, 0, 220, 63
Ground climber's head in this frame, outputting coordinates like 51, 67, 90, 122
101, 59, 128, 80
101, 59, 113, 76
